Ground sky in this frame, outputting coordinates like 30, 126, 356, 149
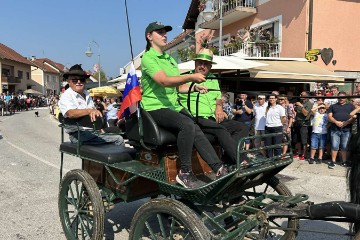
0, 0, 192, 78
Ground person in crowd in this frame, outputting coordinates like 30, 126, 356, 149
233, 92, 253, 150
293, 91, 313, 160
324, 85, 339, 108
141, 22, 227, 188
327, 92, 355, 169
253, 95, 267, 156
355, 83, 360, 95
308, 104, 328, 164
221, 92, 234, 120
350, 98, 360, 135
94, 97, 107, 116
278, 95, 294, 155
106, 97, 119, 127
179, 48, 249, 164
271, 91, 280, 96
58, 64, 124, 146
264, 94, 286, 158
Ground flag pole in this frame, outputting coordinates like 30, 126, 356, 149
124, 0, 134, 64
124, 0, 149, 150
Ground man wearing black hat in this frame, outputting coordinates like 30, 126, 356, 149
58, 64, 124, 146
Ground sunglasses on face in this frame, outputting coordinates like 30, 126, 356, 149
70, 78, 86, 83
278, 98, 285, 100
257, 98, 264, 100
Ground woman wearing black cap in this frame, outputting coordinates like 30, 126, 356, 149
140, 22, 227, 188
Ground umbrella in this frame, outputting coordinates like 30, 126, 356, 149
89, 86, 122, 97
178, 55, 268, 73
23, 89, 43, 96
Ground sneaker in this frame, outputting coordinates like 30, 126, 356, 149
308, 158, 315, 164
293, 154, 300, 159
341, 161, 351, 168
298, 154, 305, 161
176, 171, 205, 189
316, 159, 322, 164
246, 153, 256, 160
216, 165, 229, 179
328, 161, 336, 169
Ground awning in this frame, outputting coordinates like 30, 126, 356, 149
178, 55, 268, 74
249, 59, 344, 82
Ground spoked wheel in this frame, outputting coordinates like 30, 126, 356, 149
243, 176, 299, 240
58, 169, 104, 240
129, 198, 211, 240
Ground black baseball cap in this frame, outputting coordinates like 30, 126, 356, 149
145, 21, 172, 37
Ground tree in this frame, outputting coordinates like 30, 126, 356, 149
93, 69, 107, 82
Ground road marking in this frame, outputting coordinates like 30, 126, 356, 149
3, 136, 69, 172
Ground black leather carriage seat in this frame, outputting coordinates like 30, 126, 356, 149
125, 108, 177, 148
60, 143, 136, 164
59, 113, 136, 164
125, 108, 217, 149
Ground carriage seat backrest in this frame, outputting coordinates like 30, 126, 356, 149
125, 108, 177, 148
58, 113, 105, 130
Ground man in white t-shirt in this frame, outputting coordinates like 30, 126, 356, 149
58, 64, 124, 146
253, 95, 267, 155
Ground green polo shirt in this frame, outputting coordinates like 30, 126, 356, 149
140, 48, 182, 112
179, 72, 221, 119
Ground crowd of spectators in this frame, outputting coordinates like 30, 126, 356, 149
221, 83, 360, 169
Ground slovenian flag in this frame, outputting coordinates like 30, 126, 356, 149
118, 63, 142, 118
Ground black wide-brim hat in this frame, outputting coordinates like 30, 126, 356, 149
63, 64, 91, 79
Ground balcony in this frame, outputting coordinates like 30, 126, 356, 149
221, 42, 281, 57
199, 0, 257, 29
1, 75, 21, 84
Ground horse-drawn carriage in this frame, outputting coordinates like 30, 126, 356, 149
58, 108, 360, 240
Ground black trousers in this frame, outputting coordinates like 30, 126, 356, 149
220, 119, 250, 143
148, 108, 222, 172
264, 126, 283, 157
197, 117, 247, 163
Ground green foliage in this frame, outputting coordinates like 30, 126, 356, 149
93, 69, 107, 82
177, 45, 196, 62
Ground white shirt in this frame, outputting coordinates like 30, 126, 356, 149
266, 105, 285, 127
253, 102, 267, 130
324, 98, 338, 106
311, 112, 328, 134
58, 88, 94, 117
58, 88, 94, 133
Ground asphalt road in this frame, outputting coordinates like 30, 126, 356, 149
0, 108, 351, 240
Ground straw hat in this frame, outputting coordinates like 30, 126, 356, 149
194, 48, 216, 64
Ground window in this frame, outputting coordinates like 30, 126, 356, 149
2, 68, 10, 76
47, 75, 50, 83
18, 70, 23, 79
52, 76, 56, 82
26, 72, 30, 80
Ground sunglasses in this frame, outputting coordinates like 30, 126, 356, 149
257, 98, 264, 100
278, 98, 285, 100
70, 78, 86, 83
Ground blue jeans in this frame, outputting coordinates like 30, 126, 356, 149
330, 128, 351, 151
69, 131, 124, 146
311, 133, 327, 149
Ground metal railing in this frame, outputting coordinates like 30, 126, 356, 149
221, 0, 256, 12
220, 42, 280, 57
1, 75, 21, 84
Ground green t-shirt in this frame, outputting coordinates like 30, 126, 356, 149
140, 48, 182, 112
179, 72, 221, 119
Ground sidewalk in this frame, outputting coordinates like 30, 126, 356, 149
281, 157, 348, 178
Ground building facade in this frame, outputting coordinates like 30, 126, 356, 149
0, 43, 34, 94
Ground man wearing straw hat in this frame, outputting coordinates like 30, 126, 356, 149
58, 64, 124, 146
179, 49, 249, 164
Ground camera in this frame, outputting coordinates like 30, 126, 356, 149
235, 99, 243, 106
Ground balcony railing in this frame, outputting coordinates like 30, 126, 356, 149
200, 0, 257, 29
222, 0, 256, 11
1, 75, 21, 84
220, 42, 280, 58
